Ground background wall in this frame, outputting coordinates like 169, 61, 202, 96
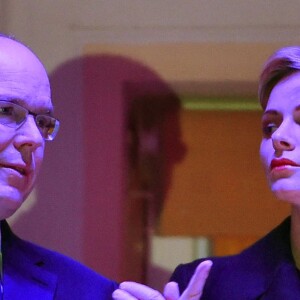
0, 0, 299, 284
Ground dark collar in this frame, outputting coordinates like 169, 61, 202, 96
239, 217, 299, 299
201, 217, 300, 299
0, 220, 57, 299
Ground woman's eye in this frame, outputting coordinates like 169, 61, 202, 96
262, 123, 278, 137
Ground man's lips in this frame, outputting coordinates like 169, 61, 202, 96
0, 163, 27, 175
270, 158, 300, 170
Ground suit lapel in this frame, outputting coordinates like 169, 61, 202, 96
239, 217, 300, 299
260, 262, 300, 299
1, 221, 57, 300
205, 217, 300, 299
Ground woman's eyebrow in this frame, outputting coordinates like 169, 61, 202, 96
262, 109, 279, 117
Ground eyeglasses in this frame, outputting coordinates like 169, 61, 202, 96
0, 100, 60, 141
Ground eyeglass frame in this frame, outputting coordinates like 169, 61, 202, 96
0, 100, 60, 141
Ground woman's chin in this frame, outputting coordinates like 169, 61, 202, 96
273, 188, 300, 205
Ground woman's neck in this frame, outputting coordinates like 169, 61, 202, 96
291, 206, 300, 269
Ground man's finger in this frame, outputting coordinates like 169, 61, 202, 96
180, 260, 213, 300
118, 281, 165, 300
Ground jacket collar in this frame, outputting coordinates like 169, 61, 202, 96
1, 220, 57, 299
204, 217, 300, 299
237, 217, 300, 299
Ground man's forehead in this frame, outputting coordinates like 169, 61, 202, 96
0, 37, 52, 112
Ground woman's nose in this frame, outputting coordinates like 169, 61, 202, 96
271, 122, 295, 151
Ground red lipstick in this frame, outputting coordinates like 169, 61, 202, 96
270, 158, 299, 170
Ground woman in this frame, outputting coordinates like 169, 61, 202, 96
113, 46, 300, 299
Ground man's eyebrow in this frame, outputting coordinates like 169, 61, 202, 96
9, 98, 27, 106
10, 98, 54, 115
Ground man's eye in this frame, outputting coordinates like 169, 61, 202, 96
36, 116, 51, 128
262, 123, 278, 137
36, 117, 45, 128
0, 106, 14, 115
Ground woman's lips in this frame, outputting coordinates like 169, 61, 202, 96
270, 158, 300, 180
270, 158, 300, 170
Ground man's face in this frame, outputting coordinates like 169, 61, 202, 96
0, 38, 52, 219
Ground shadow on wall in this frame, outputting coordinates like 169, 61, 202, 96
9, 56, 86, 262
9, 53, 187, 283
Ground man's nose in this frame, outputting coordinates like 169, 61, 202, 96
13, 115, 43, 151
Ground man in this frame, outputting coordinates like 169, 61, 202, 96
0, 34, 117, 299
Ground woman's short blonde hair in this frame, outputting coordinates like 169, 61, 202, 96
259, 46, 300, 109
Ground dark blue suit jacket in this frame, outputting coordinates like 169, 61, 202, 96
1, 220, 118, 299
170, 217, 300, 299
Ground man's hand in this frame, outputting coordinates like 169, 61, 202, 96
112, 260, 212, 300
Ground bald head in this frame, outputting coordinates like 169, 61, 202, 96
0, 36, 51, 108
0, 34, 43, 65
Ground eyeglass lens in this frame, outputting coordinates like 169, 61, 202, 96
0, 101, 59, 140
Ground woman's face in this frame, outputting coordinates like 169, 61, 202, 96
260, 72, 300, 205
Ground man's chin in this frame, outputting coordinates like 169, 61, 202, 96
0, 193, 24, 220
